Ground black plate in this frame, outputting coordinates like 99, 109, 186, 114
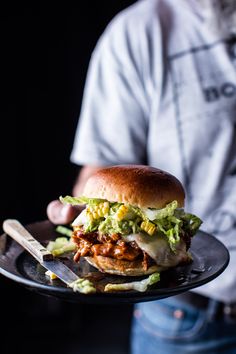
0, 220, 229, 304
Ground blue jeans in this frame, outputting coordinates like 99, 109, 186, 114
131, 296, 236, 354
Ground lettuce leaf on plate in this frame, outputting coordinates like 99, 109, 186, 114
104, 272, 160, 292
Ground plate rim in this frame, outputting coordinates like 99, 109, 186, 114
0, 221, 230, 301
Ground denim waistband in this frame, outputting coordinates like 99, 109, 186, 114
175, 292, 236, 319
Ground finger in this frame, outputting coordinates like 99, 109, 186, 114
47, 200, 82, 225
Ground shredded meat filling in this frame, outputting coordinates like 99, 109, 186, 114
72, 230, 154, 268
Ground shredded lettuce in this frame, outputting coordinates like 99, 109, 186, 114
142, 201, 178, 220
182, 213, 203, 235
56, 225, 72, 237
153, 215, 182, 251
60, 195, 105, 206
59, 195, 202, 250
104, 272, 160, 292
98, 216, 141, 235
83, 219, 101, 233
68, 278, 96, 294
46, 237, 76, 256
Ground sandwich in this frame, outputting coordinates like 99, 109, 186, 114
60, 165, 202, 276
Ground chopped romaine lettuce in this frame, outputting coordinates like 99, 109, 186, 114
154, 215, 182, 251
56, 225, 73, 237
46, 237, 76, 256
142, 201, 178, 220
83, 219, 101, 233
104, 272, 160, 292
60, 195, 87, 205
59, 195, 202, 250
98, 216, 140, 235
182, 213, 203, 235
60, 195, 105, 206
68, 278, 96, 294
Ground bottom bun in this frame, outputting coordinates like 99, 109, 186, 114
85, 255, 167, 276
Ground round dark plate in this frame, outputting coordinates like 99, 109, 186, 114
0, 220, 229, 304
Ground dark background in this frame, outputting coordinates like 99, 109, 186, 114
1, 2, 136, 353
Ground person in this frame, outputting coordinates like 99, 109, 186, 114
47, 0, 236, 352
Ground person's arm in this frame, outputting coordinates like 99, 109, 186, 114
47, 7, 159, 223
72, 166, 103, 196
47, 165, 104, 224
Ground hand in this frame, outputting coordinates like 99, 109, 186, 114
47, 200, 83, 225
47, 166, 103, 224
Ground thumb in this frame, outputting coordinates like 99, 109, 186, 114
47, 200, 82, 225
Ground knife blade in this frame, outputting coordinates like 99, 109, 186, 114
2, 219, 96, 293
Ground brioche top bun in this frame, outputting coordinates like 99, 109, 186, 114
83, 165, 185, 209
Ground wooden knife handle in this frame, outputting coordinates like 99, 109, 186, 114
2, 219, 53, 263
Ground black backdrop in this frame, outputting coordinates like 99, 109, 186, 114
1, 2, 136, 353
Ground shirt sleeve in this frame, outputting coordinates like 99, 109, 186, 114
70, 11, 152, 167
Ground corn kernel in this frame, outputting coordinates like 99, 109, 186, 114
45, 270, 58, 280
86, 202, 110, 220
86, 209, 94, 221
102, 202, 109, 215
140, 221, 156, 236
116, 205, 129, 221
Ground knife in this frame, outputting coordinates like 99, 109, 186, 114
2, 219, 96, 294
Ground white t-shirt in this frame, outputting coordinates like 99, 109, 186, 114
71, 0, 236, 302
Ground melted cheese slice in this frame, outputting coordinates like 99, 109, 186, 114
123, 233, 189, 267
72, 209, 87, 226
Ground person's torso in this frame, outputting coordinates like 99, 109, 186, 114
139, 0, 236, 301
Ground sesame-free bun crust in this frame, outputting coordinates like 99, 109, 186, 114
85, 255, 165, 276
83, 165, 185, 209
